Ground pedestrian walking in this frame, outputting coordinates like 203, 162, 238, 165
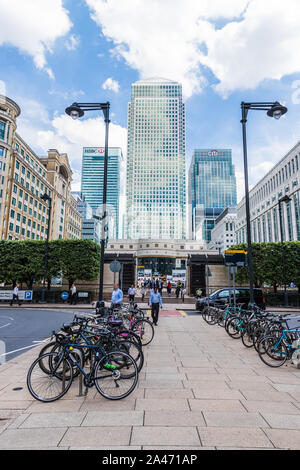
70, 283, 77, 305
128, 284, 136, 303
181, 287, 186, 303
10, 283, 21, 306
110, 284, 123, 308
149, 286, 163, 326
176, 281, 181, 299
141, 285, 146, 302
167, 281, 172, 297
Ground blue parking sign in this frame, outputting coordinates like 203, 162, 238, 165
24, 291, 32, 300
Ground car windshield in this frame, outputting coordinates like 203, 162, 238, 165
209, 290, 221, 298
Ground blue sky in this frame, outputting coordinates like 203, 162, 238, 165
1, 0, 300, 206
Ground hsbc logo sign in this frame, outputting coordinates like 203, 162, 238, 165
84, 148, 105, 154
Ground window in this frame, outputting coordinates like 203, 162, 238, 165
0, 121, 5, 140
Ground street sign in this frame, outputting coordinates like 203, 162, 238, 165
0, 290, 33, 300
61, 291, 69, 300
225, 250, 247, 267
110, 260, 121, 273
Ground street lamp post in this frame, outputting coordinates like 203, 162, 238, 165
65, 102, 110, 301
41, 193, 52, 303
278, 195, 291, 307
241, 101, 287, 308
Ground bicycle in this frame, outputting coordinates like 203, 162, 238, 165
27, 336, 138, 402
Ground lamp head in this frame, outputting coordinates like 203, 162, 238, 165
279, 195, 291, 204
41, 193, 51, 201
65, 103, 84, 120
267, 102, 288, 120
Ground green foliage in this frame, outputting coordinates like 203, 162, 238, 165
0, 239, 100, 288
229, 241, 300, 290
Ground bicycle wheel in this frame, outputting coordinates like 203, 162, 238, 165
94, 351, 138, 400
116, 339, 144, 374
27, 352, 73, 402
202, 307, 217, 325
257, 335, 289, 367
132, 319, 154, 346
241, 330, 254, 348
115, 330, 143, 348
226, 317, 243, 339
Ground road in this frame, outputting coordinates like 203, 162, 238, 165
0, 307, 79, 362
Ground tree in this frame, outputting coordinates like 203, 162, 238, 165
53, 239, 101, 289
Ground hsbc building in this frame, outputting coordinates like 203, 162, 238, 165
81, 146, 123, 239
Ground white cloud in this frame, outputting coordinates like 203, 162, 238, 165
65, 34, 80, 51
0, 0, 72, 76
0, 80, 6, 95
202, 0, 300, 97
85, 0, 300, 98
16, 100, 127, 193
102, 77, 120, 93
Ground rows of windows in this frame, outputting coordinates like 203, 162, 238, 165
237, 191, 300, 243
250, 154, 299, 208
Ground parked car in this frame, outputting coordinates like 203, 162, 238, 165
195, 287, 266, 311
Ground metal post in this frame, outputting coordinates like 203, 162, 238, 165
232, 268, 236, 308
98, 106, 110, 301
278, 201, 288, 307
241, 103, 255, 307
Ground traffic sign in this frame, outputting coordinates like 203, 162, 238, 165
110, 260, 121, 273
61, 291, 69, 300
225, 250, 247, 267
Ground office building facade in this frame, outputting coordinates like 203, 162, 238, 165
209, 207, 237, 253
81, 147, 122, 239
71, 191, 101, 244
189, 149, 237, 244
0, 95, 82, 241
236, 141, 300, 244
125, 77, 186, 240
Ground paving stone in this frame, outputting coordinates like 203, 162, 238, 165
26, 399, 84, 413
131, 426, 200, 446
135, 398, 189, 411
198, 426, 274, 449
82, 410, 144, 427
144, 388, 194, 398
59, 426, 131, 447
240, 390, 294, 402
264, 429, 300, 449
144, 410, 205, 427
19, 411, 86, 428
189, 399, 246, 412
0, 427, 67, 449
79, 399, 136, 412
262, 413, 300, 429
241, 400, 300, 414
192, 389, 244, 400
203, 411, 268, 428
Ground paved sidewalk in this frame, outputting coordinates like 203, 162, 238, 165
1, 315, 300, 449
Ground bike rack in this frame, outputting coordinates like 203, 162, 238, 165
69, 348, 85, 397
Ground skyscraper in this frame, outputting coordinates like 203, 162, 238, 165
126, 77, 186, 240
189, 149, 237, 243
81, 147, 122, 239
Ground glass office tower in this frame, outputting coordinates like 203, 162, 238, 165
81, 147, 122, 239
189, 149, 237, 243
126, 77, 186, 239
